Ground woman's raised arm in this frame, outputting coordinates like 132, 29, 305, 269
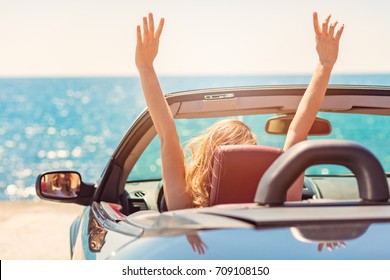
136, 13, 191, 210
284, 12, 344, 200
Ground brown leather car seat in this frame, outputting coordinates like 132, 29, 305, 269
209, 145, 283, 206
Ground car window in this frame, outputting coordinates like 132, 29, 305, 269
128, 115, 279, 181
127, 113, 389, 181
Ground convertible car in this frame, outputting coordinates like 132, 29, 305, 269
36, 85, 390, 259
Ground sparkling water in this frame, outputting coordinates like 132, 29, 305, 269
1, 75, 389, 200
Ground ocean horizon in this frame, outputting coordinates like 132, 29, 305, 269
1, 74, 390, 201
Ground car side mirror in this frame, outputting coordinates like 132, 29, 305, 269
37, 171, 81, 200
265, 115, 331, 135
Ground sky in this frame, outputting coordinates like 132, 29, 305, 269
1, 0, 390, 77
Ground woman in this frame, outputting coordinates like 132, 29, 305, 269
135, 12, 344, 210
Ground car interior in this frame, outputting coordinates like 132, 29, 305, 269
117, 87, 390, 215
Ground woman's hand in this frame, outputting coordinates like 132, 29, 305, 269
318, 241, 346, 252
136, 13, 165, 70
313, 12, 344, 69
186, 233, 208, 255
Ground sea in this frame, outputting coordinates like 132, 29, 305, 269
1, 74, 390, 201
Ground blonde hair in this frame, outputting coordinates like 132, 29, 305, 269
184, 119, 257, 208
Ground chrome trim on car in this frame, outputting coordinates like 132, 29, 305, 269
91, 202, 143, 237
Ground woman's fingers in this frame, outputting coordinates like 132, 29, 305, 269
155, 18, 165, 40
314, 12, 343, 41
138, 13, 164, 43
321, 14, 331, 35
149, 13, 155, 36
313, 12, 321, 35
143, 16, 149, 43
328, 21, 338, 38
335, 24, 344, 41
136, 25, 142, 45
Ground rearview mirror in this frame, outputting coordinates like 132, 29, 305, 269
37, 171, 81, 199
265, 115, 331, 135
